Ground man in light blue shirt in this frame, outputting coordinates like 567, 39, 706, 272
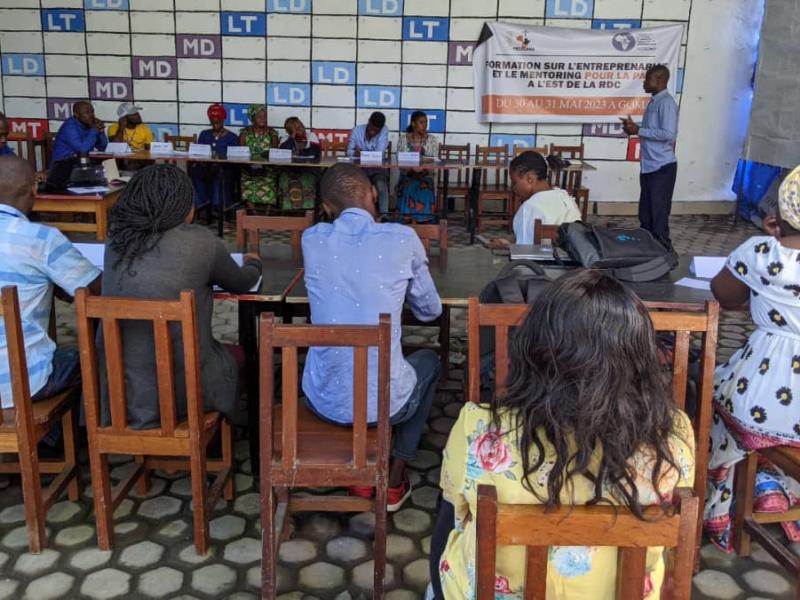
347, 111, 391, 215
302, 162, 442, 511
622, 65, 679, 248
0, 156, 102, 410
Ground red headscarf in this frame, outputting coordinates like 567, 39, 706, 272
207, 103, 227, 122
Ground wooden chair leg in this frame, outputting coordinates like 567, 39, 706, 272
222, 420, 234, 500
17, 441, 46, 553
438, 306, 450, 385
135, 454, 150, 496
733, 451, 758, 557
373, 481, 388, 599
62, 408, 80, 501
89, 452, 114, 551
262, 481, 277, 599
190, 446, 210, 555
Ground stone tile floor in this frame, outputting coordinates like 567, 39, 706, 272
1, 214, 798, 599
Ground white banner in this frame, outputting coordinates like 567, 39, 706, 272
473, 23, 683, 123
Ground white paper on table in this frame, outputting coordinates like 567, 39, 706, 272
149, 142, 174, 155
188, 143, 212, 157
73, 245, 261, 293
105, 142, 131, 155
675, 277, 712, 291
360, 151, 383, 164
268, 148, 292, 162
689, 256, 727, 279
66, 186, 109, 194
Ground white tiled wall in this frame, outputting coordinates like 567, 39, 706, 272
0, 0, 763, 202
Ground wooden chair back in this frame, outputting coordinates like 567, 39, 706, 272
549, 144, 584, 159
164, 134, 197, 152
438, 143, 471, 190
7, 132, 50, 172
235, 209, 313, 258
532, 219, 561, 244
549, 144, 586, 193
322, 139, 348, 158
76, 288, 204, 440
576, 186, 590, 222
410, 220, 448, 256
475, 145, 509, 189
476, 484, 699, 600
0, 286, 80, 552
512, 144, 549, 157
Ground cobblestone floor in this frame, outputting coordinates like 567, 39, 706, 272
1, 214, 797, 599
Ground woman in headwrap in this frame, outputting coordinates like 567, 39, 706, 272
239, 104, 279, 211
277, 116, 321, 212
704, 165, 800, 551
191, 103, 240, 211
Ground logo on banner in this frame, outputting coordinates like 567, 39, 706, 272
612, 32, 636, 52
510, 31, 533, 52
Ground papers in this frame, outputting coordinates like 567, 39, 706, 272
268, 148, 292, 162
102, 159, 131, 184
72, 245, 262, 294
690, 256, 726, 279
149, 142, 174, 155
397, 151, 420, 165
188, 143, 212, 157
105, 142, 131, 155
66, 186, 109, 194
675, 277, 712, 291
226, 146, 251, 160
360, 150, 383, 164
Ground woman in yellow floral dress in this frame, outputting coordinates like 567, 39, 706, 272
431, 269, 695, 599
239, 104, 279, 210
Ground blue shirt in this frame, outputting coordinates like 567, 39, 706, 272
197, 129, 239, 158
346, 124, 389, 157
52, 117, 108, 162
301, 208, 442, 424
639, 89, 679, 174
0, 146, 15, 157
0, 204, 100, 408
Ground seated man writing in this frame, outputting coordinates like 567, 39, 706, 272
302, 163, 442, 511
0, 155, 102, 409
347, 111, 390, 216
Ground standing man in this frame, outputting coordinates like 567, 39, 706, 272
108, 102, 154, 151
622, 64, 679, 249
347, 111, 390, 216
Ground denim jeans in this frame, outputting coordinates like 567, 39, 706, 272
32, 346, 81, 402
304, 349, 440, 462
367, 171, 390, 214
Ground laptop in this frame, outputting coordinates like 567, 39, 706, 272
510, 244, 572, 263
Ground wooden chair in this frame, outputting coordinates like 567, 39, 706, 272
75, 288, 233, 555
512, 144, 549, 157
733, 446, 800, 588
164, 133, 197, 152
404, 221, 450, 383
259, 313, 391, 598
322, 139, 348, 158
236, 209, 313, 259
0, 286, 80, 553
532, 219, 560, 245
438, 143, 471, 213
476, 484, 699, 600
549, 143, 588, 199
474, 145, 512, 233
466, 298, 720, 559
575, 186, 590, 222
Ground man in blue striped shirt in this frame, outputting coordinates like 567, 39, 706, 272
0, 156, 101, 409
622, 65, 679, 249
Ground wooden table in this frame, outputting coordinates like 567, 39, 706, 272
33, 187, 123, 241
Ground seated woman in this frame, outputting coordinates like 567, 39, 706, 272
190, 103, 240, 212
704, 165, 800, 551
430, 269, 694, 599
489, 150, 581, 248
396, 111, 440, 222
240, 104, 279, 211
103, 164, 262, 429
277, 116, 321, 212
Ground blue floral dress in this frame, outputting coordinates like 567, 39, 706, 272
438, 403, 695, 599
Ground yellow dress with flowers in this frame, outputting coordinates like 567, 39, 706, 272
438, 403, 695, 599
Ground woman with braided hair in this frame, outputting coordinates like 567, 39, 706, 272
103, 164, 262, 429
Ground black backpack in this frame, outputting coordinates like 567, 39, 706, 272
473, 260, 553, 392
557, 222, 678, 282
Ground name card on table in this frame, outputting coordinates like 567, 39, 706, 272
268, 148, 292, 162
150, 142, 174, 155
397, 151, 420, 165
188, 143, 212, 157
226, 146, 251, 160
360, 150, 383, 164
105, 142, 131, 155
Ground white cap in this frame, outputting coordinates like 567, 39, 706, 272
117, 102, 143, 118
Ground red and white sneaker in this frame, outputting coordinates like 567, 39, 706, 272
387, 477, 412, 513
348, 486, 374, 499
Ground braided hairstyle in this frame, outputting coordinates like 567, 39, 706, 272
508, 150, 555, 182
108, 164, 194, 274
